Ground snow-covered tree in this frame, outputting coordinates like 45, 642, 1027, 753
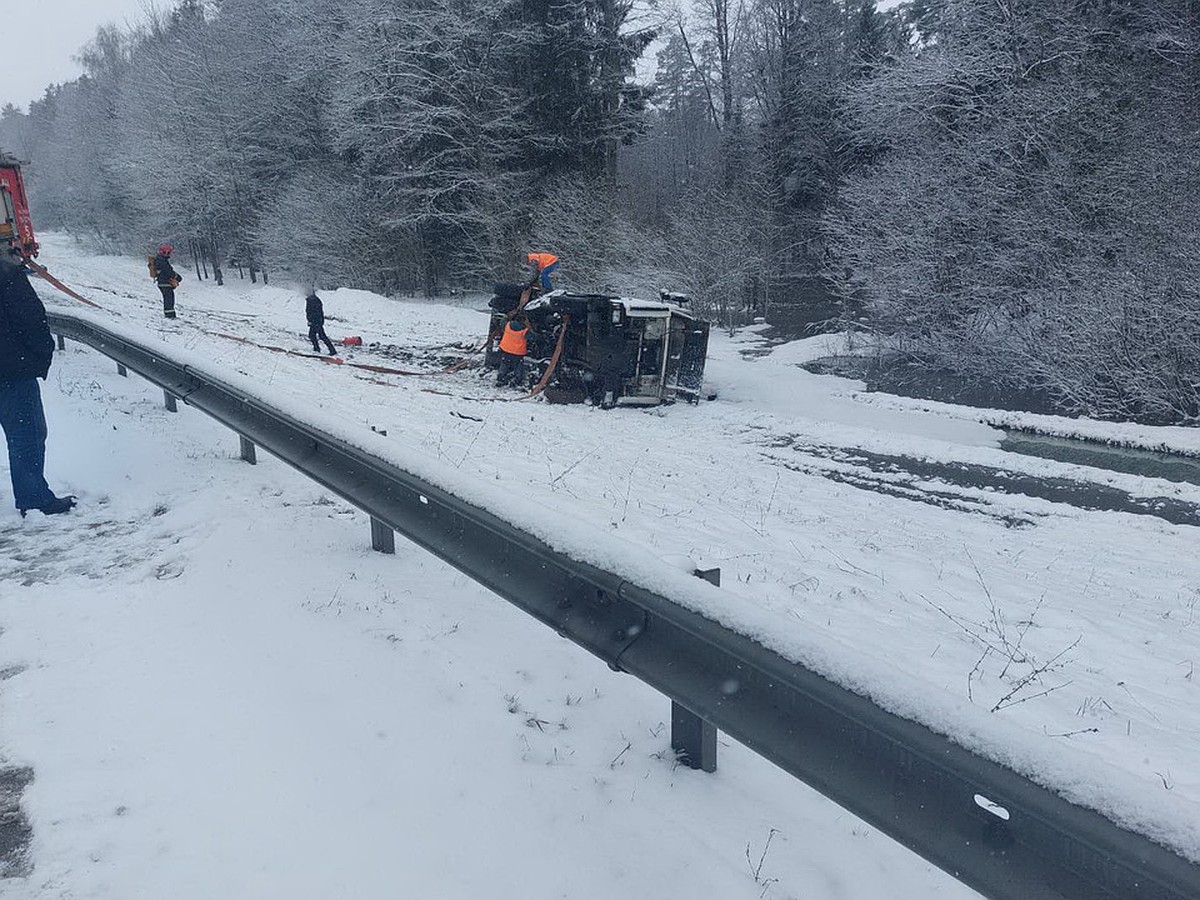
829, 0, 1200, 422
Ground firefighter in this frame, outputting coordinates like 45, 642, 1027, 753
525, 251, 560, 293
495, 314, 530, 389
152, 243, 183, 319
0, 246, 76, 517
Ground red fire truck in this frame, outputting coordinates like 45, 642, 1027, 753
0, 150, 38, 258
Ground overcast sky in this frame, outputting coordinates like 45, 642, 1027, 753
3, 0, 151, 112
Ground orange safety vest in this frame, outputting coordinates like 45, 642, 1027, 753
499, 321, 528, 356
526, 252, 559, 272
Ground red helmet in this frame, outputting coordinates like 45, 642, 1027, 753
157, 244, 174, 256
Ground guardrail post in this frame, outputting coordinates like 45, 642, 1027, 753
239, 436, 257, 465
164, 391, 177, 413
56, 335, 65, 351
117, 363, 127, 377
672, 567, 721, 773
370, 517, 395, 554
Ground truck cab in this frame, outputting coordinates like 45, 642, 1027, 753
0, 151, 38, 258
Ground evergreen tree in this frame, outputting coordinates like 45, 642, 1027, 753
512, 0, 654, 187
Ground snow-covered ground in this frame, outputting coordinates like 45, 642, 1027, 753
2, 234, 1198, 896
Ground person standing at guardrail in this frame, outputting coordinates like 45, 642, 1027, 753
150, 243, 183, 319
0, 245, 76, 517
305, 289, 337, 355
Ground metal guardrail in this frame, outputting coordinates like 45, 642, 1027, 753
48, 312, 1200, 900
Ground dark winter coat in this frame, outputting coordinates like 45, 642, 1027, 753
305, 293, 325, 326
154, 254, 182, 287
0, 259, 54, 385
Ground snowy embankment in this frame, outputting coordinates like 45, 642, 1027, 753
758, 331, 1200, 457
2, 233, 1198, 895
853, 388, 1200, 457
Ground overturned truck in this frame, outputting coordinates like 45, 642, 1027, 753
486, 286, 710, 408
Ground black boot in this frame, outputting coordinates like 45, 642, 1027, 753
19, 495, 77, 518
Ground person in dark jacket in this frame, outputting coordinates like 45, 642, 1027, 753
594, 327, 628, 410
305, 291, 336, 355
152, 243, 183, 319
0, 247, 76, 517
495, 315, 530, 389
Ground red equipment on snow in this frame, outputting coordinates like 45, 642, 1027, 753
342, 336, 363, 346
0, 150, 39, 259
0, 150, 102, 308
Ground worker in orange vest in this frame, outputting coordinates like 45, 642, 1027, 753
525, 251, 560, 293
495, 314, 531, 389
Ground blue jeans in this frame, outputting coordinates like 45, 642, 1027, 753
0, 378, 54, 510
539, 262, 559, 291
